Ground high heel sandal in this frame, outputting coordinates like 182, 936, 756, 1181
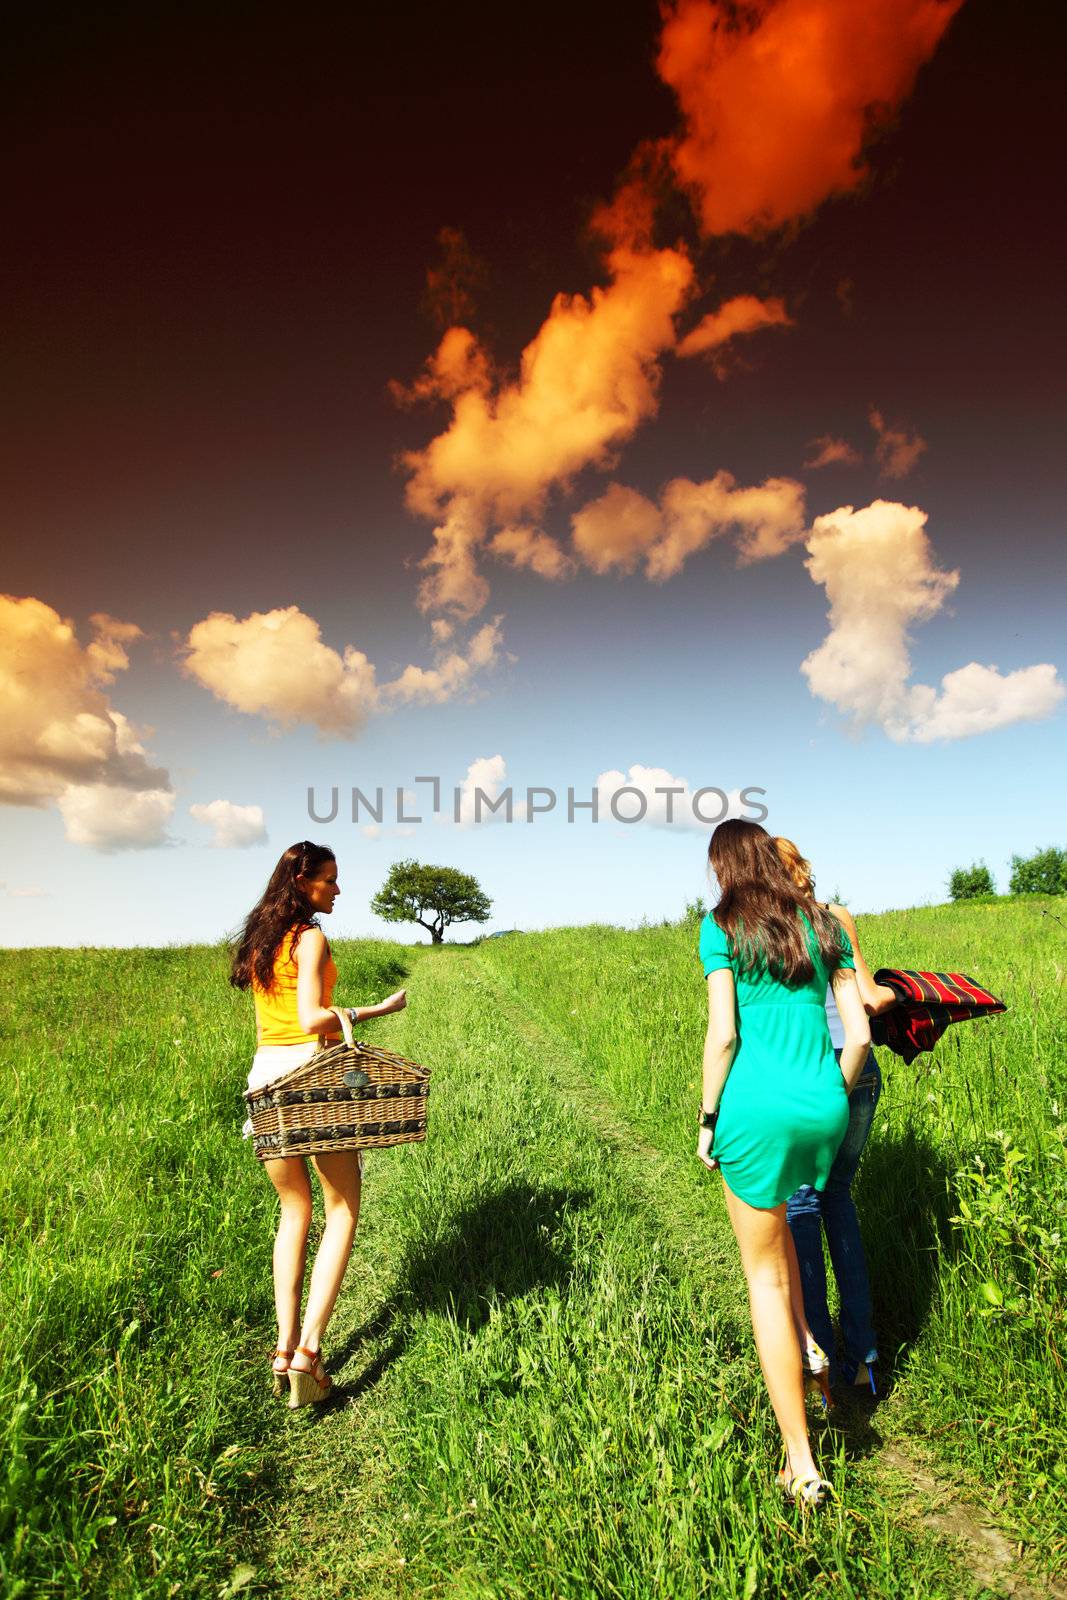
852, 1361, 877, 1396
777, 1467, 833, 1507
271, 1348, 293, 1398
802, 1337, 834, 1411
287, 1345, 333, 1409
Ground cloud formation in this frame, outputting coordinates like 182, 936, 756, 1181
676, 294, 792, 364
189, 799, 267, 849
804, 435, 861, 470
58, 784, 175, 852
385, 617, 507, 706
453, 754, 511, 828
870, 407, 927, 479
398, 241, 694, 617
181, 606, 505, 734
802, 501, 1065, 741
488, 526, 576, 581
595, 764, 750, 829
0, 596, 174, 848
658, 0, 965, 237
571, 471, 807, 579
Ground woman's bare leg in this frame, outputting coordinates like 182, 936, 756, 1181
263, 1156, 313, 1354
722, 1178, 818, 1482
295, 1150, 363, 1355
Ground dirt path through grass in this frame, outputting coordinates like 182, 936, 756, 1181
470, 948, 1067, 1600
250, 945, 1055, 1599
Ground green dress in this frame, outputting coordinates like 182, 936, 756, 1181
698, 911, 853, 1208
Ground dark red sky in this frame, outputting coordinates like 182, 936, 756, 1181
3, 0, 1064, 633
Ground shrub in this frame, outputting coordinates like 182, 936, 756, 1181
948, 862, 995, 900
1009, 845, 1067, 896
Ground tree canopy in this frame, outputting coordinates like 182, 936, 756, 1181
370, 859, 492, 943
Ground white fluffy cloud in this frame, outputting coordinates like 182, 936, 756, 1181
181, 607, 380, 736
571, 471, 807, 579
384, 618, 507, 707
802, 501, 1065, 741
595, 765, 750, 829
453, 754, 512, 828
0, 596, 174, 849
57, 784, 175, 852
903, 662, 1066, 744
189, 799, 267, 849
181, 607, 505, 734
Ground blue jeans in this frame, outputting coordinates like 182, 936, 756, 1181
786, 1049, 881, 1383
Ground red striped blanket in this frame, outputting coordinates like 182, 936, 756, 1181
869, 968, 1007, 1064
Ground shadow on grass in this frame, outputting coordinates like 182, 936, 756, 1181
856, 1124, 954, 1393
327, 1182, 589, 1399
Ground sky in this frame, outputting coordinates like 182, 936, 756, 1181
2, 0, 1065, 947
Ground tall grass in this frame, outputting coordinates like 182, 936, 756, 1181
478, 896, 1067, 1566
0, 939, 407, 1598
259, 940, 980, 1598
2, 898, 1063, 1595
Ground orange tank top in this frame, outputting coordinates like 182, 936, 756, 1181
252, 927, 339, 1046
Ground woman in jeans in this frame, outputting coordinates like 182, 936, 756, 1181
774, 838, 897, 1393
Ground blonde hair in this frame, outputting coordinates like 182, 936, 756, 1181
773, 835, 815, 900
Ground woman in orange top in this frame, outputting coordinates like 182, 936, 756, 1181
231, 840, 406, 1406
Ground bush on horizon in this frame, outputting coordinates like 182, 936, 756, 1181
948, 862, 996, 900
1009, 845, 1067, 896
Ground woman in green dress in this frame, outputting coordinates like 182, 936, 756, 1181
697, 820, 871, 1505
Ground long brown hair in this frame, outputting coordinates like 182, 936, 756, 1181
707, 819, 846, 985
230, 840, 335, 992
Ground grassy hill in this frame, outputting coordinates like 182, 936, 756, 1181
1, 899, 1064, 1596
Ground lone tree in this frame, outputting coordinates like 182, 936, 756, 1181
371, 859, 492, 944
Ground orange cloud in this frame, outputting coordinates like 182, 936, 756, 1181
658, 0, 964, 237
488, 526, 576, 581
571, 471, 807, 579
676, 294, 792, 360
422, 226, 487, 331
870, 407, 927, 478
804, 435, 861, 469
398, 241, 695, 616
0, 596, 169, 810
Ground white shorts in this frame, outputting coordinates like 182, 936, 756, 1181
242, 1041, 363, 1170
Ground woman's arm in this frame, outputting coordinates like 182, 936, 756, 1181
295, 930, 408, 1035
828, 903, 898, 1016
832, 966, 872, 1093
698, 969, 738, 1174
295, 929, 345, 1037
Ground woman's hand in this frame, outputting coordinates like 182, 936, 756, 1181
379, 989, 407, 1015
697, 1109, 719, 1171
697, 1124, 719, 1170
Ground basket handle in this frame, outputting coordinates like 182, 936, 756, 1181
330, 1006, 356, 1049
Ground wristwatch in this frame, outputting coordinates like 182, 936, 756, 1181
699, 1108, 718, 1130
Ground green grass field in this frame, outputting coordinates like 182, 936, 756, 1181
2, 898, 1064, 1597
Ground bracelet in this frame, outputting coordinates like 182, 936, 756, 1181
348, 1006, 361, 1026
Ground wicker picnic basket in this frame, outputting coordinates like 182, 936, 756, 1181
245, 1007, 430, 1161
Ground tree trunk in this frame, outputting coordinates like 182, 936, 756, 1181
431, 927, 444, 943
